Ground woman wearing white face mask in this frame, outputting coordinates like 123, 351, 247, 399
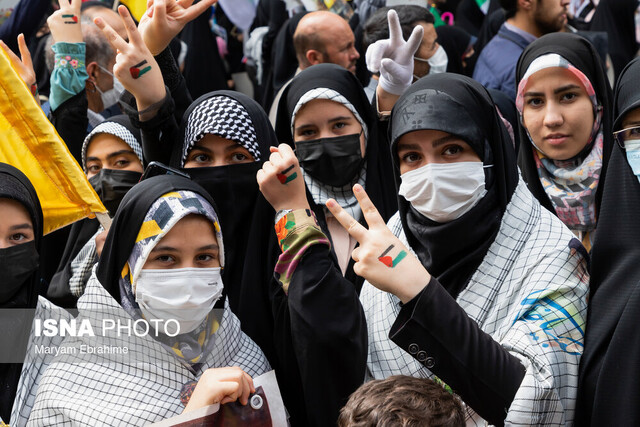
28, 175, 270, 425
325, 73, 590, 425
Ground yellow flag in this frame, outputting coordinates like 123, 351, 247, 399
0, 48, 108, 235
118, 0, 147, 21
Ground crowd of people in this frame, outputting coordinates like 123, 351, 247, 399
1, 0, 639, 425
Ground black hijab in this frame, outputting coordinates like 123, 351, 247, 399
388, 73, 519, 298
436, 25, 472, 75
0, 163, 43, 423
590, 0, 640, 79
577, 57, 640, 426
275, 63, 397, 222
47, 115, 143, 308
515, 33, 614, 221
170, 90, 279, 366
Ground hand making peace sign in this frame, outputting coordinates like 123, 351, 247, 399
94, 6, 166, 115
138, 0, 218, 56
325, 184, 431, 303
365, 9, 424, 96
47, 0, 82, 44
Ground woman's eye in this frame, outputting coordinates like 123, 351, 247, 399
561, 92, 578, 102
10, 233, 26, 241
401, 152, 421, 163
629, 126, 640, 136
154, 255, 174, 263
333, 122, 347, 130
231, 152, 248, 162
196, 253, 216, 262
299, 129, 316, 137
190, 153, 210, 163
87, 164, 100, 173
442, 145, 463, 156
114, 159, 130, 168
526, 98, 544, 107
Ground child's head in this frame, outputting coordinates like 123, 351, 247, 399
338, 376, 464, 427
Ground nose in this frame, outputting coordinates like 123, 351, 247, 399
543, 102, 564, 128
351, 47, 360, 60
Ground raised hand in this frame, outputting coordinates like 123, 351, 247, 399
183, 367, 255, 413
0, 34, 38, 101
138, 0, 218, 56
47, 0, 82, 43
325, 184, 430, 303
365, 9, 423, 96
257, 144, 310, 212
94, 6, 166, 117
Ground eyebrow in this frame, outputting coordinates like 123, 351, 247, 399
190, 144, 212, 153
150, 244, 219, 253
295, 116, 354, 131
106, 150, 136, 160
10, 223, 32, 231
622, 120, 640, 128
524, 84, 582, 97
432, 134, 464, 148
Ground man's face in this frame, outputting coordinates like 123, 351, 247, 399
320, 22, 360, 74
532, 0, 569, 35
413, 21, 439, 78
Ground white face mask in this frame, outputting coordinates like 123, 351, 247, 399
427, 45, 448, 74
398, 161, 488, 223
96, 65, 125, 109
135, 267, 224, 335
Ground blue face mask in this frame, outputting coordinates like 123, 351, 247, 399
625, 140, 640, 184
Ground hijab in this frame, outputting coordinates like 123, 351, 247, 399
47, 116, 143, 308
0, 163, 43, 423
515, 33, 613, 250
577, 56, 640, 426
590, 0, 640, 79
388, 73, 518, 298
275, 63, 397, 223
436, 25, 473, 75
170, 90, 279, 366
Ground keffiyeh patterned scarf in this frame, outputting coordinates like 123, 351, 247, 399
516, 54, 603, 233
182, 96, 261, 165
291, 88, 368, 220
118, 190, 225, 364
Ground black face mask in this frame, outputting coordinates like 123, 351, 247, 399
295, 132, 365, 187
89, 169, 142, 216
0, 241, 39, 303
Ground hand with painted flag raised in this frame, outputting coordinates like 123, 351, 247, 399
365, 9, 423, 96
94, 6, 166, 120
138, 0, 218, 56
47, 0, 82, 44
326, 184, 430, 303
257, 144, 309, 213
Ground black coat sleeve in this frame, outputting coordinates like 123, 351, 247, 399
49, 90, 89, 165
390, 276, 526, 426
271, 243, 367, 427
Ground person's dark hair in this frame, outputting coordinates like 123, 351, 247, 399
499, 0, 518, 19
363, 6, 435, 51
338, 375, 465, 427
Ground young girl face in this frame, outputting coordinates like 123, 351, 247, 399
521, 67, 595, 161
142, 214, 220, 270
396, 129, 481, 174
0, 198, 34, 249
293, 98, 366, 156
183, 135, 255, 168
85, 134, 144, 178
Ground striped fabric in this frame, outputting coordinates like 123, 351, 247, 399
361, 179, 589, 425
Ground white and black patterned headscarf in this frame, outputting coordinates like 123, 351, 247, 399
81, 115, 144, 171
182, 96, 261, 166
291, 87, 369, 219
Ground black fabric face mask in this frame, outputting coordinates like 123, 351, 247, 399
295, 132, 364, 187
89, 169, 142, 216
0, 241, 39, 303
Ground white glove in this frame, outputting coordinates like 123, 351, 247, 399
365, 9, 424, 96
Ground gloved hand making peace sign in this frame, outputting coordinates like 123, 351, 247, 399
365, 9, 424, 96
